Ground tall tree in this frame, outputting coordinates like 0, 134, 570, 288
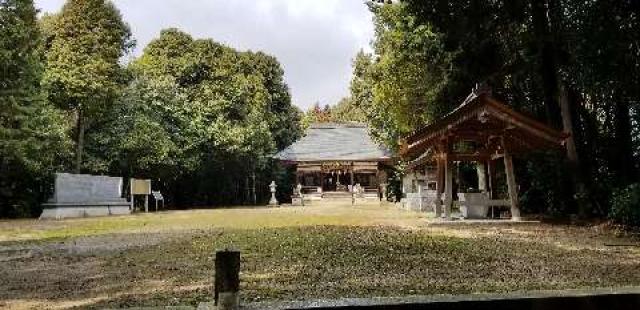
0, 0, 70, 217
42, 0, 133, 173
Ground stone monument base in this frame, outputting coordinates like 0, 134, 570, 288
40, 202, 131, 220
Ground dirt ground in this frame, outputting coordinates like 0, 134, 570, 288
1, 202, 639, 309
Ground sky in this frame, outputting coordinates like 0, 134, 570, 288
34, 0, 375, 110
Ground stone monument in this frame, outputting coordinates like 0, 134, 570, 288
268, 181, 279, 206
40, 173, 131, 219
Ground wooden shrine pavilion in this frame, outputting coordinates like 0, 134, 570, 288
401, 87, 568, 220
275, 123, 393, 202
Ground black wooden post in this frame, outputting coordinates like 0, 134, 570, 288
215, 250, 240, 310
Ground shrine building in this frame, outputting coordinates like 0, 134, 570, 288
275, 123, 393, 201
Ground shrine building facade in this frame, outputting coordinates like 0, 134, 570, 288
275, 123, 393, 201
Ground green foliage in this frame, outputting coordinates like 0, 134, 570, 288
302, 102, 333, 126
0, 0, 71, 217
609, 184, 640, 227
330, 97, 367, 123
115, 28, 301, 206
42, 0, 133, 171
43, 0, 133, 109
354, 0, 640, 216
2, 4, 300, 216
349, 4, 456, 149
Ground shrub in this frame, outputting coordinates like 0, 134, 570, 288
609, 184, 640, 227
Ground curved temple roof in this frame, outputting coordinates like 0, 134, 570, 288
401, 90, 569, 162
274, 123, 392, 163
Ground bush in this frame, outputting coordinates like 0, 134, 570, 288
609, 184, 640, 227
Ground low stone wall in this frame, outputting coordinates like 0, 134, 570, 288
401, 190, 437, 212
40, 204, 131, 220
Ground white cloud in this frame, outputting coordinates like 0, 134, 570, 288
34, 0, 375, 108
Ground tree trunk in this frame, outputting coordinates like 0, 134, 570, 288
532, 0, 593, 216
531, 0, 562, 129
251, 172, 257, 205
560, 84, 593, 216
75, 109, 85, 174
613, 100, 637, 185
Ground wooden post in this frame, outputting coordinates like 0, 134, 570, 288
477, 162, 487, 192
350, 165, 354, 187
129, 178, 134, 212
435, 157, 443, 218
144, 195, 149, 213
444, 155, 453, 220
487, 160, 495, 199
502, 138, 521, 221
215, 250, 240, 310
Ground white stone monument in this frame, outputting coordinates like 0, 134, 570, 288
40, 173, 131, 219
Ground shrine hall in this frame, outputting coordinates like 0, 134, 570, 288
275, 123, 392, 202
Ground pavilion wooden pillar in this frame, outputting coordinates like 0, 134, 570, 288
435, 156, 444, 218
487, 160, 495, 199
477, 162, 487, 192
444, 154, 453, 220
502, 138, 521, 221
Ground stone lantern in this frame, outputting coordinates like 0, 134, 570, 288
268, 181, 279, 206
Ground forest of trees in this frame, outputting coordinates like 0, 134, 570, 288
342, 0, 640, 225
2, 0, 639, 225
0, 0, 301, 217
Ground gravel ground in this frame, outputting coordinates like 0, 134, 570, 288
1, 203, 639, 310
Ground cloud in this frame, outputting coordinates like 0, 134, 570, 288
34, 0, 375, 109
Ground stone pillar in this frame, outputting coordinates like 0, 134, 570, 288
477, 162, 487, 192
215, 250, 240, 310
444, 156, 453, 220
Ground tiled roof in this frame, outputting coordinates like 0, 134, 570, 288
274, 123, 392, 162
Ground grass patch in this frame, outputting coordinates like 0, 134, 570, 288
1, 203, 639, 309
86, 226, 640, 308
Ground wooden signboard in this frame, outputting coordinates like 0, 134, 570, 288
131, 179, 151, 195
130, 179, 152, 212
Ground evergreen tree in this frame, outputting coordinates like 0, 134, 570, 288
0, 0, 70, 217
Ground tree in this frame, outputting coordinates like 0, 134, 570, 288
349, 4, 454, 149
42, 0, 133, 173
126, 28, 301, 206
330, 97, 367, 123
0, 0, 70, 217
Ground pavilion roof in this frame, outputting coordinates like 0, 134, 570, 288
401, 91, 569, 161
274, 123, 393, 163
